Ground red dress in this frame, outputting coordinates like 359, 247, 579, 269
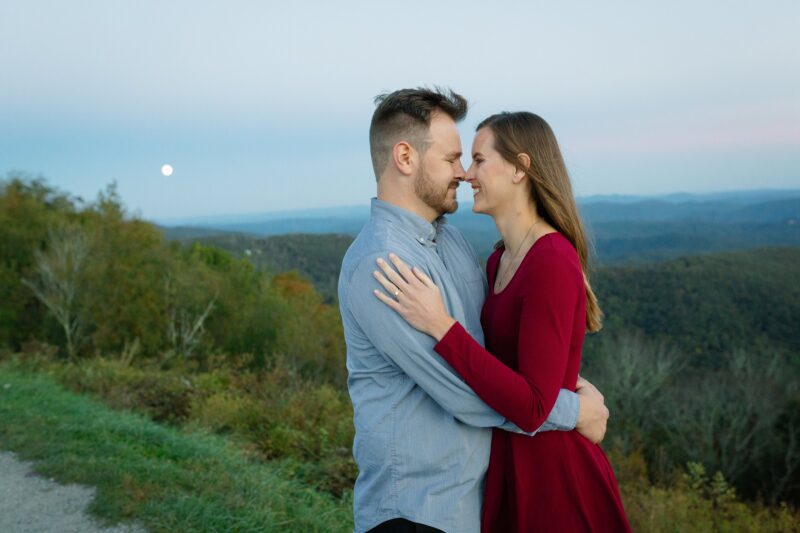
434, 233, 631, 532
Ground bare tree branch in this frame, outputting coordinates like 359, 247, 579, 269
22, 223, 91, 360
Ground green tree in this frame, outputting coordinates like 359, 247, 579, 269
0, 174, 78, 348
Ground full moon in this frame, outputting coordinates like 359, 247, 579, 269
161, 164, 173, 177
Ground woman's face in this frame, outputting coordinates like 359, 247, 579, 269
465, 127, 519, 215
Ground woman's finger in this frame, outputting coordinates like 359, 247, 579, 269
412, 266, 435, 288
389, 253, 420, 286
377, 257, 409, 288
373, 288, 402, 312
373, 270, 401, 297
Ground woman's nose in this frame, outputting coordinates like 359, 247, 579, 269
464, 166, 476, 182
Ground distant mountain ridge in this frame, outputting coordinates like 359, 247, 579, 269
578, 189, 800, 205
579, 197, 800, 223
156, 189, 800, 237
159, 189, 800, 278
157, 205, 371, 227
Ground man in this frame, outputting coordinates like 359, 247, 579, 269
338, 88, 609, 533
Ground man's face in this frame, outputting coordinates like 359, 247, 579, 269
414, 112, 466, 216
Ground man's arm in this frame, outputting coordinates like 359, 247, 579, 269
345, 254, 578, 433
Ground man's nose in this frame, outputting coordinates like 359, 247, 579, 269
455, 162, 466, 179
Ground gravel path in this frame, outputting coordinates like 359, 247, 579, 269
0, 451, 145, 533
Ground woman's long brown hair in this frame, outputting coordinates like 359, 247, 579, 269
478, 112, 603, 332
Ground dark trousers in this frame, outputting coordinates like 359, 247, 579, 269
367, 518, 445, 533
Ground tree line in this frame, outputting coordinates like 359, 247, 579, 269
0, 174, 345, 386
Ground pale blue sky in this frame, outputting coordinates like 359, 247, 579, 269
1, 0, 798, 218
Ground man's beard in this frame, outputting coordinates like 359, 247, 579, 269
414, 163, 459, 216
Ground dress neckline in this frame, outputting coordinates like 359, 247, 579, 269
492, 231, 558, 296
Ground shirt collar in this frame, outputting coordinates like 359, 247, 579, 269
370, 197, 447, 244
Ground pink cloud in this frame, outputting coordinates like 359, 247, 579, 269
569, 100, 800, 155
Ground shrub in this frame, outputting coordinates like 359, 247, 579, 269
607, 445, 800, 532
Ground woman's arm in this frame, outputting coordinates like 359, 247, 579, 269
374, 250, 580, 433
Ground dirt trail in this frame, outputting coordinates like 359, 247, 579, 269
0, 451, 145, 533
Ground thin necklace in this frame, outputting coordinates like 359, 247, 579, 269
496, 218, 543, 291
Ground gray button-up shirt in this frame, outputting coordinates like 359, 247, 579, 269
338, 198, 579, 533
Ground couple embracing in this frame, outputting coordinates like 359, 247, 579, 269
338, 87, 631, 533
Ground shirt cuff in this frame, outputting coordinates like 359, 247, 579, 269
548, 389, 579, 431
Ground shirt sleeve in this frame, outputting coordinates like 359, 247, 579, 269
344, 251, 577, 433
433, 249, 581, 433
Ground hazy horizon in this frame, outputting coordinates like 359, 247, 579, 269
146, 186, 800, 226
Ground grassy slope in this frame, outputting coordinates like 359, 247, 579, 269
0, 366, 352, 533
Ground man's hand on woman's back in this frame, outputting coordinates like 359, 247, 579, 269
575, 376, 609, 444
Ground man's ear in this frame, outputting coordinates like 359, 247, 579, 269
392, 141, 417, 177
513, 153, 531, 183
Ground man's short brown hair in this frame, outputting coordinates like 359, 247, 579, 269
369, 87, 468, 179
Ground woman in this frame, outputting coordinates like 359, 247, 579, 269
373, 112, 631, 532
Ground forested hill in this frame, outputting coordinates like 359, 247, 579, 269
592, 247, 800, 367
186, 227, 800, 368
187, 233, 354, 302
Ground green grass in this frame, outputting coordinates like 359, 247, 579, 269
0, 366, 353, 532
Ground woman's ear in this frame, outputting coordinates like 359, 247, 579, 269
513, 153, 531, 183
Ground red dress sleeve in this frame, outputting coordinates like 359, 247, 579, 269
434, 247, 581, 433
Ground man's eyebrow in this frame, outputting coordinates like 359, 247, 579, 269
446, 151, 462, 158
